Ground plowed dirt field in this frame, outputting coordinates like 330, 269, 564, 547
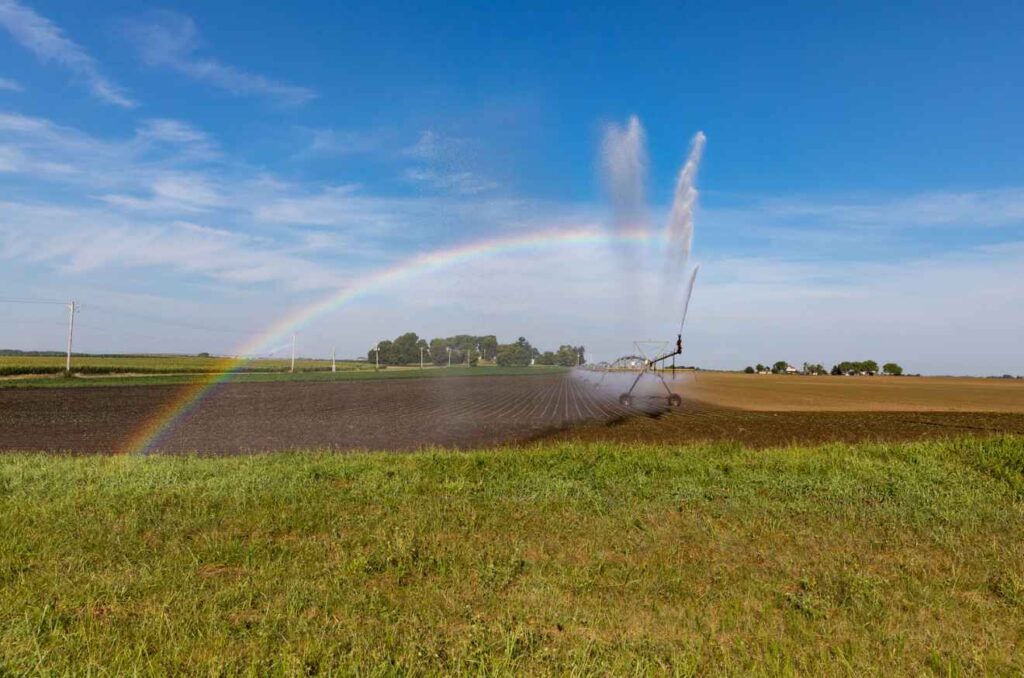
2, 371, 1023, 453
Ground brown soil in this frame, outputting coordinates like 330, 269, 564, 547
674, 371, 1024, 412
1, 373, 1022, 455
0, 374, 632, 454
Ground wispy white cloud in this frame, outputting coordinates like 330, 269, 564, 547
303, 128, 385, 156
0, 112, 560, 293
0, 111, 106, 179
100, 171, 226, 214
693, 187, 1024, 265
0, 76, 22, 91
0, 111, 558, 241
0, 0, 135, 107
135, 118, 213, 148
124, 11, 315, 106
0, 201, 342, 291
252, 185, 393, 229
403, 130, 448, 160
404, 168, 498, 195
402, 129, 498, 195
0, 112, 219, 190
756, 189, 1024, 229
0, 143, 75, 175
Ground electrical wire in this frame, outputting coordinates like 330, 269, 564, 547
0, 297, 69, 305
84, 304, 256, 336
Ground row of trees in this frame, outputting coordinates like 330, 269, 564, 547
831, 360, 903, 376
744, 362, 814, 375
536, 344, 587, 367
369, 332, 584, 368
743, 360, 904, 376
495, 337, 585, 367
370, 333, 497, 366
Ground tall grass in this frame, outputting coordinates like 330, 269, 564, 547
1, 437, 1022, 674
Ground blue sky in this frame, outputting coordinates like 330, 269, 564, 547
1, 0, 1022, 373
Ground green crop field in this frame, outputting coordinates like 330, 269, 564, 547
1, 437, 1022, 674
0, 354, 368, 377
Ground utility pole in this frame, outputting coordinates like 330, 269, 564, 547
290, 333, 296, 373
420, 346, 425, 370
373, 345, 380, 370
447, 346, 451, 368
65, 300, 76, 374
332, 346, 337, 373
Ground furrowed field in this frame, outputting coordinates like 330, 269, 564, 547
2, 437, 1023, 675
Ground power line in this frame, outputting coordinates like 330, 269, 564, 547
84, 304, 255, 336
71, 321, 196, 344
1, 319, 68, 328
1, 299, 250, 336
0, 297, 69, 305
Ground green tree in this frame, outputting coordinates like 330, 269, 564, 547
883, 362, 903, 376
496, 337, 535, 367
391, 332, 421, 365
831, 360, 881, 375
535, 351, 557, 365
477, 335, 498, 361
429, 338, 450, 366
744, 366, 755, 374
427, 335, 499, 365
553, 345, 584, 367
370, 340, 394, 365
755, 363, 765, 373
772, 361, 789, 374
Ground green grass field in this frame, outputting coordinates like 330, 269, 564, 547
0, 364, 567, 389
2, 437, 1022, 674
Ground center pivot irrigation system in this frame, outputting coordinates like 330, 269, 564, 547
615, 266, 700, 408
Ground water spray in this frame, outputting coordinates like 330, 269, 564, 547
602, 115, 649, 232
665, 131, 706, 276
592, 118, 706, 410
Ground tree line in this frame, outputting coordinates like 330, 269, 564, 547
744, 360, 904, 376
496, 337, 585, 368
369, 333, 584, 368
830, 360, 903, 376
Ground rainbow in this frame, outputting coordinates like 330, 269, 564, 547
121, 226, 652, 454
